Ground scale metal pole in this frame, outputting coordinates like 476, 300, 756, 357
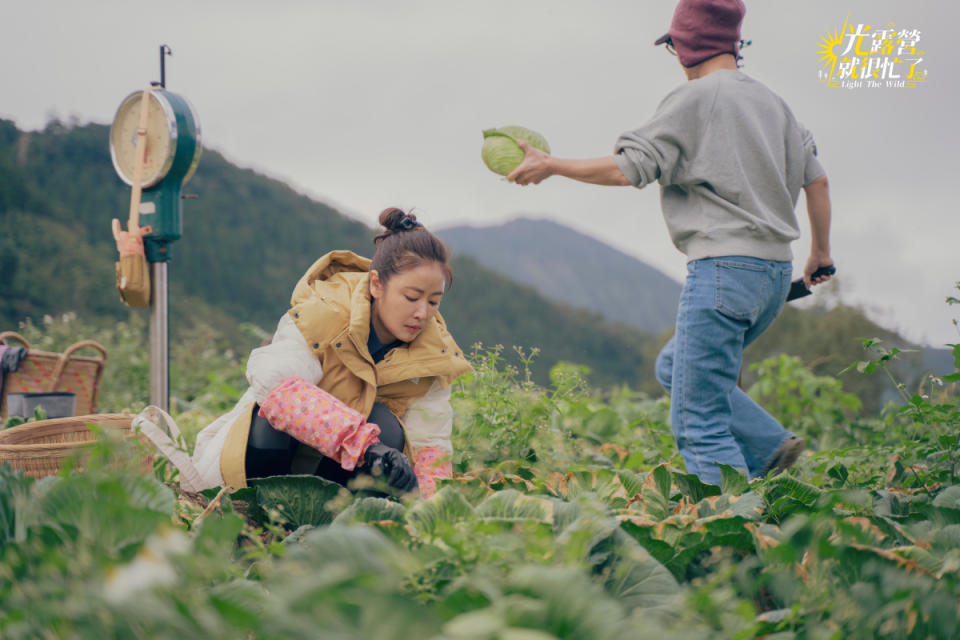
111, 45, 197, 413
149, 261, 169, 411
150, 44, 171, 412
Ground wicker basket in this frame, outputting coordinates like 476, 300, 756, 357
0, 414, 135, 478
0, 332, 107, 419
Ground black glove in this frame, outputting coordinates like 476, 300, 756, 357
363, 443, 418, 492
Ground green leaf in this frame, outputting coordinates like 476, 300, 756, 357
438, 475, 493, 505
38, 472, 174, 553
602, 529, 680, 612
933, 485, 960, 511
827, 463, 849, 487
332, 496, 410, 543
671, 471, 721, 503
648, 464, 673, 500
767, 496, 813, 521
931, 524, 960, 551
406, 485, 476, 538
280, 523, 414, 580
558, 513, 619, 565
635, 464, 674, 521
116, 473, 176, 514
698, 516, 757, 551
505, 565, 628, 639
442, 607, 505, 638
874, 490, 921, 520
250, 474, 345, 528
638, 489, 671, 522
551, 498, 582, 534
618, 521, 677, 569
763, 475, 822, 506
333, 496, 406, 524
277, 525, 315, 551
2, 416, 26, 429
615, 468, 645, 497
210, 579, 267, 628
565, 467, 624, 501
476, 490, 552, 523
892, 545, 943, 574
500, 629, 563, 640
224, 486, 264, 524
718, 464, 749, 495
0, 464, 34, 546
194, 510, 245, 546
728, 492, 765, 521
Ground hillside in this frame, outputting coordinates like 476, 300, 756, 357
0, 118, 950, 407
438, 218, 682, 334
0, 119, 658, 388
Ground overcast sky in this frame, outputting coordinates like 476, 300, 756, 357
3, 1, 958, 347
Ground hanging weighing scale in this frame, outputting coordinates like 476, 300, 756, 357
109, 45, 201, 410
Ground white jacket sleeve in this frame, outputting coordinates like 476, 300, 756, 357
402, 380, 454, 454
190, 313, 323, 491
246, 313, 324, 403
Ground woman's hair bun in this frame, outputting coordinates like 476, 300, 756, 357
379, 207, 418, 232
370, 206, 453, 287
375, 207, 423, 244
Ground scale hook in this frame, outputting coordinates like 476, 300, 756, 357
159, 44, 172, 88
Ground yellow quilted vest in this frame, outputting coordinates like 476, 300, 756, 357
219, 250, 471, 488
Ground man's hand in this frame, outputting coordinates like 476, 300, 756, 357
507, 140, 554, 185
803, 254, 834, 289
364, 443, 418, 492
507, 146, 631, 187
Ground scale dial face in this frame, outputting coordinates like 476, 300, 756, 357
109, 91, 177, 188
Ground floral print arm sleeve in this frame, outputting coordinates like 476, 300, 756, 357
259, 377, 380, 471
412, 447, 452, 498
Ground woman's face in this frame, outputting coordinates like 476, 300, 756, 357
370, 261, 446, 344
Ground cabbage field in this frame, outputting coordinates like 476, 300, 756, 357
1, 296, 959, 639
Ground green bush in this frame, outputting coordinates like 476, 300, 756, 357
2, 289, 959, 638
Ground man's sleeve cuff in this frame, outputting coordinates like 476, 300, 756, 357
614, 149, 644, 187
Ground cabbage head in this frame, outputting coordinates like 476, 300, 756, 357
481, 126, 551, 176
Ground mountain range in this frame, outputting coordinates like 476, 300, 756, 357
0, 119, 661, 389
438, 218, 681, 335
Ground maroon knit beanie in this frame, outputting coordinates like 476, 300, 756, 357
654, 0, 746, 68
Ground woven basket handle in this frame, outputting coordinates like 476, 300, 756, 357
0, 331, 31, 349
48, 340, 108, 391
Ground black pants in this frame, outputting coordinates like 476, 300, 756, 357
244, 402, 404, 484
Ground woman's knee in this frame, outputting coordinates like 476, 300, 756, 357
368, 402, 405, 451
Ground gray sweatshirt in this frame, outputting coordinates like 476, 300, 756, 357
615, 69, 824, 262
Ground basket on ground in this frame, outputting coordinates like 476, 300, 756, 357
0, 414, 137, 478
0, 331, 107, 419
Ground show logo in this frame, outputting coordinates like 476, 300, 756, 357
817, 15, 928, 89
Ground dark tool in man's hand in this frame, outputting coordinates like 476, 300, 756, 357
364, 443, 418, 492
786, 265, 836, 302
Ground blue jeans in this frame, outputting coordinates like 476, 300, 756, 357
655, 256, 794, 486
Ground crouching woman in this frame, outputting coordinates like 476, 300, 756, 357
191, 208, 471, 497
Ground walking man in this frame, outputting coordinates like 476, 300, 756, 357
507, 0, 833, 485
